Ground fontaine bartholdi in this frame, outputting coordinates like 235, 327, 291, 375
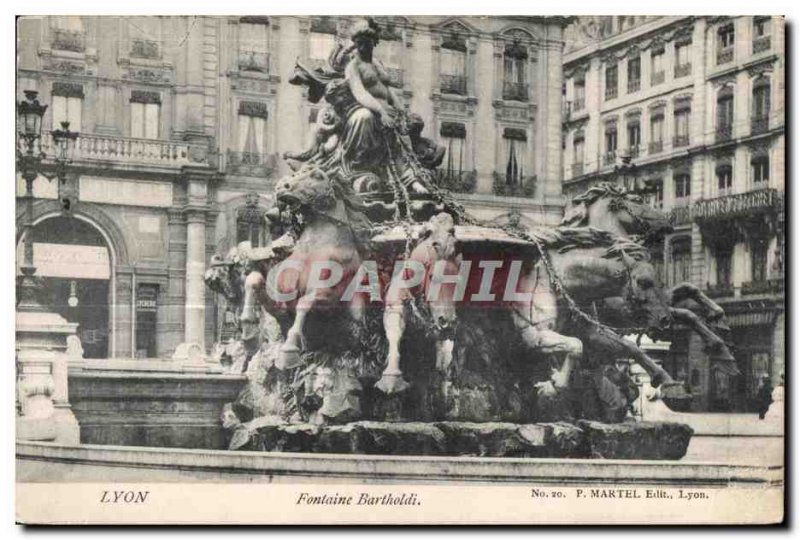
205, 18, 736, 459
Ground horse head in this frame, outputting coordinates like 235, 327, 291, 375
412, 212, 461, 339
616, 247, 672, 332
562, 182, 672, 240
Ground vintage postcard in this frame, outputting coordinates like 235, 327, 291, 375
15, 13, 785, 525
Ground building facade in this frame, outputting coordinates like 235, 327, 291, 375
16, 15, 568, 360
561, 16, 785, 411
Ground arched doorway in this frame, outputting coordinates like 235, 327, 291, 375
16, 215, 113, 358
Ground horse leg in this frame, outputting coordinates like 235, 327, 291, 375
277, 292, 314, 370
240, 271, 265, 353
669, 282, 725, 321
376, 303, 410, 394
601, 330, 675, 387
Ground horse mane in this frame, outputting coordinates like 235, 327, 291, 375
531, 226, 651, 262
559, 182, 644, 227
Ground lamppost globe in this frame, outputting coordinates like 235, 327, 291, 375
17, 90, 47, 147
51, 120, 80, 173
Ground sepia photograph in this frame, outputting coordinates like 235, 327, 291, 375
13, 9, 786, 525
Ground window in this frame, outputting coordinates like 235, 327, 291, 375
674, 104, 691, 147
51, 83, 83, 132
752, 78, 771, 133
502, 128, 527, 186
627, 121, 641, 156
573, 78, 586, 110
649, 112, 664, 153
135, 284, 159, 358
127, 16, 162, 60
605, 124, 618, 152
716, 87, 734, 139
239, 21, 269, 72
675, 173, 691, 200
716, 164, 733, 193
605, 62, 618, 100
51, 16, 85, 52
754, 17, 771, 38
573, 134, 585, 165
237, 101, 268, 157
503, 43, 528, 101
440, 122, 466, 182
716, 249, 733, 287
717, 24, 735, 64
650, 178, 664, 209
130, 91, 161, 140
670, 238, 692, 286
236, 194, 267, 248
309, 32, 336, 61
627, 56, 641, 93
751, 241, 768, 283
651, 49, 665, 84
675, 41, 692, 77
441, 37, 467, 95
752, 155, 769, 184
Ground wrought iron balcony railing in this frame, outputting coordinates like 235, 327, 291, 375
572, 98, 585, 112
226, 150, 277, 177
627, 79, 641, 94
705, 283, 734, 299
715, 124, 733, 143
51, 28, 85, 53
629, 145, 640, 158
571, 162, 584, 177
753, 35, 772, 54
492, 172, 536, 197
673, 134, 690, 148
674, 63, 692, 78
603, 150, 616, 166
130, 38, 161, 60
384, 67, 404, 88
716, 47, 733, 65
648, 140, 663, 154
502, 81, 529, 102
605, 86, 618, 100
651, 71, 665, 86
434, 169, 477, 194
741, 278, 784, 296
669, 205, 693, 226
751, 116, 769, 135
42, 132, 209, 168
692, 187, 780, 223
440, 74, 467, 96
238, 51, 270, 73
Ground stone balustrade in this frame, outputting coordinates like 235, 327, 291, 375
693, 188, 779, 223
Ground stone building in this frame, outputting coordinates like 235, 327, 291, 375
561, 16, 785, 411
16, 15, 569, 360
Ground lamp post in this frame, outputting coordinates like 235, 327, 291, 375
16, 90, 79, 311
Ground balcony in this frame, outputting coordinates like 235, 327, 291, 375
628, 145, 640, 159
669, 205, 693, 226
651, 71, 665, 86
572, 98, 585, 112
238, 51, 270, 73
492, 173, 536, 197
130, 38, 161, 60
627, 79, 641, 94
502, 81, 529, 102
603, 150, 616, 166
673, 134, 690, 148
571, 162, 584, 178
693, 187, 780, 223
440, 74, 467, 96
43, 132, 209, 169
753, 35, 772, 54
648, 140, 663, 155
751, 116, 769, 135
705, 283, 734, 299
741, 278, 784, 296
51, 28, 85, 53
715, 124, 733, 143
434, 169, 477, 194
674, 63, 692, 78
604, 86, 618, 100
716, 47, 733, 65
226, 150, 277, 177
384, 67, 404, 88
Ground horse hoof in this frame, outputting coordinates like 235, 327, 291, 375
375, 373, 410, 395
276, 346, 302, 370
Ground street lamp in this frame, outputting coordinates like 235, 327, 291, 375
16, 90, 80, 310
51, 120, 80, 211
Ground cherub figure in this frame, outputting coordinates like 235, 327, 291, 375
283, 106, 341, 171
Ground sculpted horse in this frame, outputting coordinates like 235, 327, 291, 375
562, 182, 737, 375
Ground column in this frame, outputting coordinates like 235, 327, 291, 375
184, 209, 206, 349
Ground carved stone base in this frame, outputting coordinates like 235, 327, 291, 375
229, 419, 693, 460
